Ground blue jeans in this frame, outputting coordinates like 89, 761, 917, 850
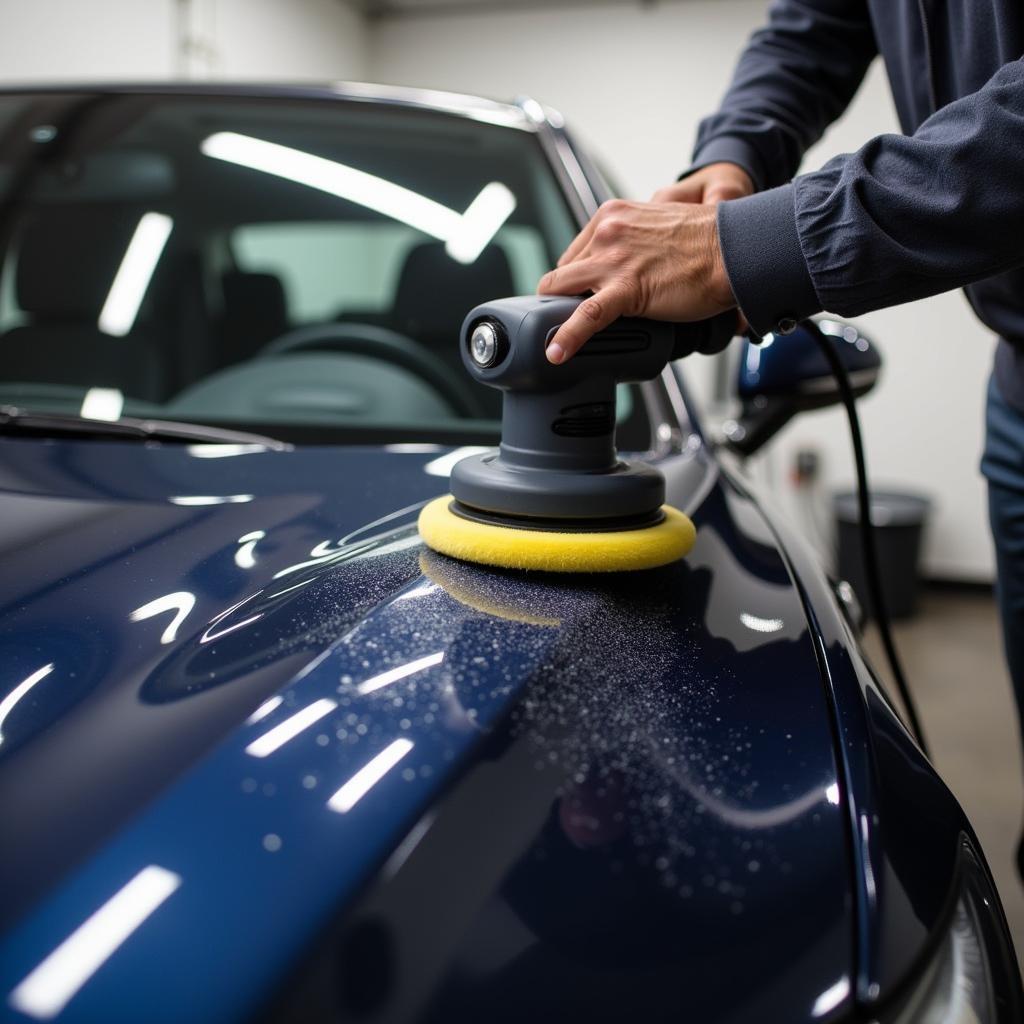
983, 375, 1024, 732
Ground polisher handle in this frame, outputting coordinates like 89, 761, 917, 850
670, 309, 741, 360
460, 295, 737, 393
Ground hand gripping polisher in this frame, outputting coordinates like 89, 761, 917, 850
417, 295, 737, 572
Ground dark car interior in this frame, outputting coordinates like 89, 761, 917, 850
0, 93, 654, 447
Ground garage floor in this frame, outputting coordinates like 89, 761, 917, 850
863, 588, 1024, 973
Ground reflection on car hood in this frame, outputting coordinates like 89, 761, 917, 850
0, 437, 851, 1024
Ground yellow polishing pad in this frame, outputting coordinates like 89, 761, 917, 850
417, 496, 696, 573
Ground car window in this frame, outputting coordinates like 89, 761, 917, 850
0, 92, 661, 446
232, 222, 550, 324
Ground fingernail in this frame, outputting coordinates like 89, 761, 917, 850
546, 342, 565, 364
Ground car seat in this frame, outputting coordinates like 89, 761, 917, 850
0, 206, 163, 401
218, 269, 288, 368
392, 241, 515, 361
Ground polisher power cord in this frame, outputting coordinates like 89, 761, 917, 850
807, 321, 931, 759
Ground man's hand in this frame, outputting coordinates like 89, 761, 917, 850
651, 161, 755, 206
537, 199, 736, 364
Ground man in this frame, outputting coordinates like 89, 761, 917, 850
538, 1, 1024, 872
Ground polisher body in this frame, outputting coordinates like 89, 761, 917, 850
419, 295, 735, 571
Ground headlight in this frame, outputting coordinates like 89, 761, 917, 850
885, 840, 1020, 1023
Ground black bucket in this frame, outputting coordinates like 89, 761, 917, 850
834, 490, 931, 619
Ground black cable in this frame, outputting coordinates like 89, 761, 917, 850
806, 320, 931, 758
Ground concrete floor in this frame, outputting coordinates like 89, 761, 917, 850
862, 589, 1024, 972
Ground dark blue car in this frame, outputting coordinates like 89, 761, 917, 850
0, 83, 1019, 1023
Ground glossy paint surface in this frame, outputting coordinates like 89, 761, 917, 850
0, 436, 853, 1023
751, 484, 985, 1002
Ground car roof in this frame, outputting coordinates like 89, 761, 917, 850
0, 80, 548, 132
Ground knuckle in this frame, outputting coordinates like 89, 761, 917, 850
600, 198, 627, 216
614, 281, 641, 313
580, 297, 605, 324
594, 219, 622, 244
617, 275, 640, 299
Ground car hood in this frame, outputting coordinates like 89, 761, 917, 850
0, 437, 852, 1024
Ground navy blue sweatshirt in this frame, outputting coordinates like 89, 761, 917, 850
692, 0, 1024, 409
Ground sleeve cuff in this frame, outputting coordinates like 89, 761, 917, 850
683, 136, 766, 194
717, 184, 821, 338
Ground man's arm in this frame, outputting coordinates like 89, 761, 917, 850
539, 58, 1024, 358
689, 0, 877, 192
722, 57, 1024, 337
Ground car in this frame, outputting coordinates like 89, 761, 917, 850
0, 82, 1019, 1024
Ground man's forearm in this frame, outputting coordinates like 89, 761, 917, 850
691, 0, 876, 191
719, 58, 1024, 337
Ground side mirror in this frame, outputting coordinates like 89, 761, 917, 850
724, 318, 881, 456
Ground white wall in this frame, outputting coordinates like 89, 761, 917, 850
193, 0, 367, 80
0, 0, 367, 83
0, 0, 178, 80
369, 0, 997, 581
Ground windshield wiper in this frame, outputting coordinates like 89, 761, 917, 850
0, 406, 290, 448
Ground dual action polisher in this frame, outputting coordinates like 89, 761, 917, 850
417, 295, 737, 572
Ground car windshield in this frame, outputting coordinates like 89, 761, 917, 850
0, 90, 654, 445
